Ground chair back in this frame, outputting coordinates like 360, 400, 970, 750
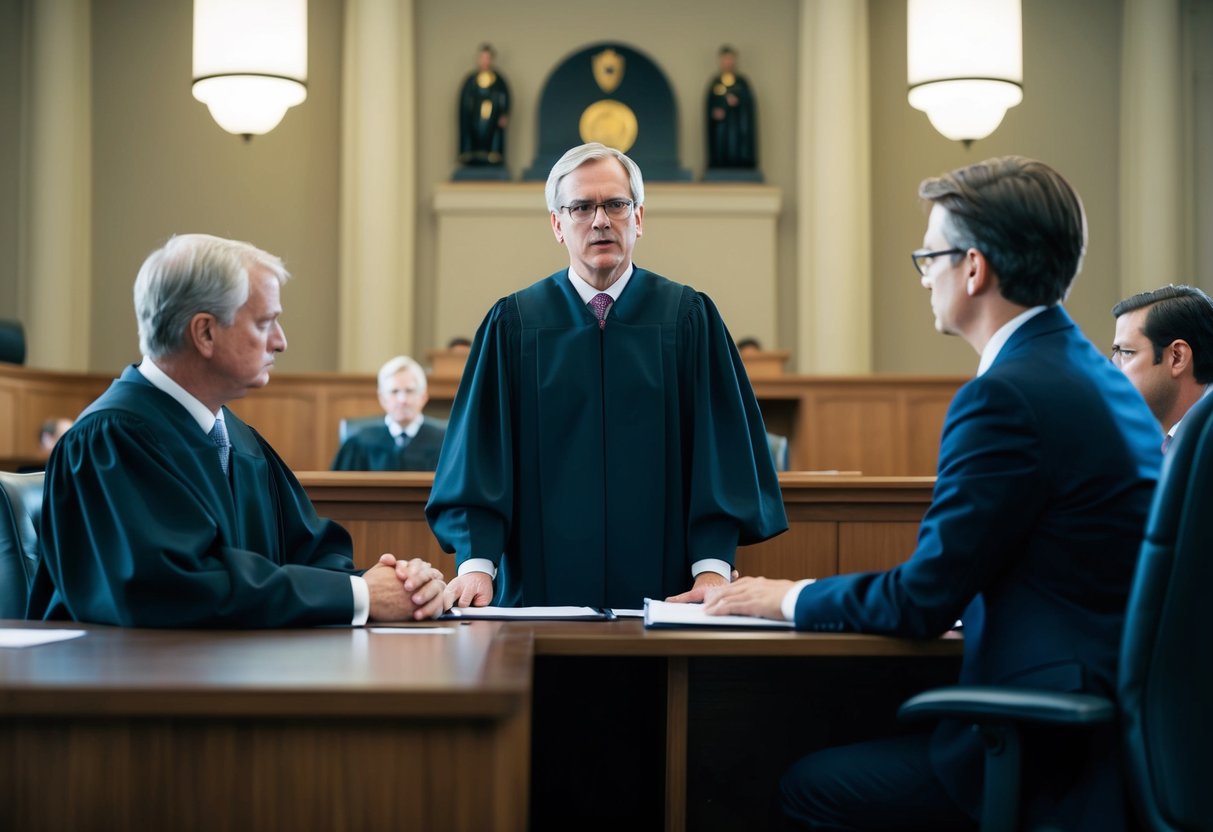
766, 432, 789, 472
0, 319, 25, 365
338, 415, 385, 445
0, 471, 45, 618
1119, 393, 1213, 831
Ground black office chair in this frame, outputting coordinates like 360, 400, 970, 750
0, 319, 26, 365
898, 393, 1213, 831
0, 471, 44, 618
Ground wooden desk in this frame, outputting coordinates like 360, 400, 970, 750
524, 622, 962, 831
0, 620, 960, 832
0, 620, 532, 831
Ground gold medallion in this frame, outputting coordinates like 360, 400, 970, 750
578, 100, 639, 152
592, 48, 625, 93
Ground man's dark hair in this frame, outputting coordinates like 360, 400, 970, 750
918, 156, 1087, 307
1113, 284, 1213, 383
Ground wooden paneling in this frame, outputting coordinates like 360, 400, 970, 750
301, 473, 936, 578
0, 364, 964, 474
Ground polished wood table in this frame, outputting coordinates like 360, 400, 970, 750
0, 620, 532, 831
0, 619, 961, 832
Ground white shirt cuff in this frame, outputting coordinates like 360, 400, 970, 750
350, 574, 370, 626
780, 578, 815, 622
459, 558, 498, 580
691, 558, 732, 581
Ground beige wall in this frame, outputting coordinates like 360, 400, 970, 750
0, 0, 24, 322
870, 0, 1124, 373
88, 0, 343, 374
4, 0, 1208, 374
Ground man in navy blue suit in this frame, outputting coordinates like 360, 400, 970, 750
705, 157, 1161, 830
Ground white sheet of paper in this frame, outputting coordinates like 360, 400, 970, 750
0, 629, 87, 648
367, 627, 457, 635
609, 608, 646, 618
644, 599, 794, 629
443, 605, 605, 620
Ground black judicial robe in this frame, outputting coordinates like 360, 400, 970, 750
331, 421, 446, 471
27, 366, 358, 628
425, 268, 787, 609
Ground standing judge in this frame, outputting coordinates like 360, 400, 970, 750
427, 142, 786, 610
332, 355, 446, 471
704, 157, 1161, 829
27, 234, 449, 628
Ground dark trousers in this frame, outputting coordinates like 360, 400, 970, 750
779, 733, 977, 832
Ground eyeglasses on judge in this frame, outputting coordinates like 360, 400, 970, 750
559, 199, 636, 223
910, 247, 964, 276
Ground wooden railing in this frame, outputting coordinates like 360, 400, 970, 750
1, 363, 964, 475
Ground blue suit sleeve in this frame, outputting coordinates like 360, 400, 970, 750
794, 377, 1047, 636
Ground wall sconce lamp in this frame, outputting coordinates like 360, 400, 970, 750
192, 0, 308, 140
907, 0, 1023, 146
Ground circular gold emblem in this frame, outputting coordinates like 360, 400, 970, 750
578, 100, 639, 153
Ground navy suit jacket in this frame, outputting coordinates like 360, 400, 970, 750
793, 306, 1161, 821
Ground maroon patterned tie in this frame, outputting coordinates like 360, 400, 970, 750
589, 293, 612, 330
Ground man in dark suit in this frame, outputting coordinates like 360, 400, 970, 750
28, 234, 449, 628
1112, 284, 1213, 449
705, 157, 1161, 830
331, 355, 446, 471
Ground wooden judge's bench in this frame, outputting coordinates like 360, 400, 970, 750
0, 351, 964, 476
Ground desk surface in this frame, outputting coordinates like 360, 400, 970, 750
0, 619, 531, 718
0, 619, 960, 706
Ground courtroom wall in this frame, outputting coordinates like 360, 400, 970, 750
868, 0, 1123, 373
2, 0, 1168, 375
0, 0, 22, 323
411, 0, 801, 352
87, 0, 345, 374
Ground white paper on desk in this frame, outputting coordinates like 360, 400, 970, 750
367, 627, 457, 635
442, 605, 607, 620
0, 629, 87, 648
609, 608, 646, 618
643, 599, 795, 630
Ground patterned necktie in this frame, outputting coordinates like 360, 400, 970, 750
209, 418, 231, 475
589, 292, 613, 330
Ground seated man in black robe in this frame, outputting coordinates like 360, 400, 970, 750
27, 234, 450, 628
426, 142, 787, 610
332, 355, 446, 471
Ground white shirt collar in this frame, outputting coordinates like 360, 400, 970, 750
1168, 383, 1213, 438
386, 413, 424, 439
567, 264, 634, 308
976, 305, 1049, 377
137, 356, 221, 434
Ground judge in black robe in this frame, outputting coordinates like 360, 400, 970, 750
332, 419, 446, 471
28, 367, 359, 627
426, 143, 786, 610
27, 233, 448, 628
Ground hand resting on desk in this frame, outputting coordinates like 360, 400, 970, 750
703, 576, 794, 621
447, 570, 494, 607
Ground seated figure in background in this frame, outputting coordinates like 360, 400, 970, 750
39, 417, 74, 453
332, 355, 446, 471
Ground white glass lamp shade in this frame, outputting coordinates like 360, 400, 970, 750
192, 0, 308, 137
907, 0, 1023, 143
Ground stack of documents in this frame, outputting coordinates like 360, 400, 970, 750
442, 605, 612, 621
643, 599, 795, 630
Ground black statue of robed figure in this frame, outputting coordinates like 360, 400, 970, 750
456, 43, 510, 180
